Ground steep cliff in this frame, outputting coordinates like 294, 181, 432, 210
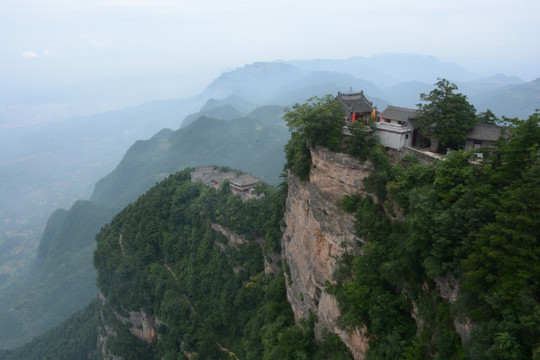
282, 146, 373, 359
92, 169, 353, 359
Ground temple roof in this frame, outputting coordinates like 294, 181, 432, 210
191, 166, 236, 187
336, 91, 374, 114
466, 124, 509, 142
229, 173, 261, 187
381, 105, 418, 122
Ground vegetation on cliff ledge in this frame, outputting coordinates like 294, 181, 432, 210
283, 93, 538, 359
331, 113, 539, 359
284, 94, 381, 181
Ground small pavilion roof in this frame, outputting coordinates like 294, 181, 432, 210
336, 91, 375, 115
191, 166, 237, 186
229, 173, 261, 187
381, 105, 418, 122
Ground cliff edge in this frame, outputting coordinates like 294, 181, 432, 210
282, 146, 373, 359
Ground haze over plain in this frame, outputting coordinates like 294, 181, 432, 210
1, 0, 539, 122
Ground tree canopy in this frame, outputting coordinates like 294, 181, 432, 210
283, 95, 346, 180
283, 94, 345, 151
283, 94, 383, 181
477, 109, 499, 125
416, 78, 477, 150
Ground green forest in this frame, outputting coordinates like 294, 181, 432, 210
92, 169, 352, 359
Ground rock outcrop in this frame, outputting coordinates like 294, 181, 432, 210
122, 310, 158, 344
210, 222, 281, 275
281, 146, 373, 359
435, 274, 473, 341
97, 290, 161, 359
211, 222, 262, 247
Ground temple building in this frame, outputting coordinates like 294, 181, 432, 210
191, 166, 263, 200
464, 124, 509, 157
336, 91, 511, 156
336, 91, 377, 124
376, 105, 421, 150
229, 173, 262, 193
190, 166, 237, 189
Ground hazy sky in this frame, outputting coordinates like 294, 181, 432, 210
1, 0, 539, 110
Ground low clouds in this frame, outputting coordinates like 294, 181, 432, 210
21, 51, 38, 59
5, 0, 540, 80
80, 34, 116, 49
21, 50, 61, 59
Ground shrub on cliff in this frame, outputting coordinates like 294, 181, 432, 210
284, 94, 345, 151
284, 95, 345, 180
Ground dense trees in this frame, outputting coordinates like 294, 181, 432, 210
417, 78, 478, 150
284, 95, 346, 180
284, 94, 345, 151
283, 94, 381, 180
477, 109, 499, 125
93, 169, 353, 359
331, 111, 540, 358
460, 113, 540, 359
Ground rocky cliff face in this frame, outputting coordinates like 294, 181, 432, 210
97, 290, 162, 360
281, 146, 374, 359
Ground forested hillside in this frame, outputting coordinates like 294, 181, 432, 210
93, 169, 352, 359
0, 301, 99, 360
330, 113, 539, 358
0, 106, 289, 350
0, 169, 352, 359
92, 106, 289, 211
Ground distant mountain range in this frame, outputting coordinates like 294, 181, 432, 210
0, 98, 204, 291
473, 77, 540, 119
195, 54, 537, 119
284, 53, 478, 86
92, 105, 289, 211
